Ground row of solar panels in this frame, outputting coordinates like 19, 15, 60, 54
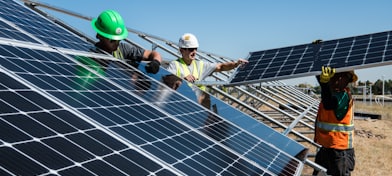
0, 0, 307, 175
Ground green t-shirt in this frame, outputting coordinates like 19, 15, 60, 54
333, 91, 350, 119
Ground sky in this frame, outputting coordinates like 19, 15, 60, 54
32, 0, 392, 86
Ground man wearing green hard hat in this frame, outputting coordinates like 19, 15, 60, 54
91, 10, 162, 74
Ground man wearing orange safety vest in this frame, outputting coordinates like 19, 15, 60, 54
91, 10, 162, 74
166, 33, 248, 109
313, 66, 357, 176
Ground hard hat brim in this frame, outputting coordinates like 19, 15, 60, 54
349, 71, 358, 82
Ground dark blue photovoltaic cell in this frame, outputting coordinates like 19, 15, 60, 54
0, 72, 174, 175
0, 0, 94, 51
0, 42, 303, 175
0, 20, 40, 43
230, 30, 392, 85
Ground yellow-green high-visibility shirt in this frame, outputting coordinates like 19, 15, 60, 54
174, 58, 206, 91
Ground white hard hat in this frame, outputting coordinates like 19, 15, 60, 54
179, 33, 199, 48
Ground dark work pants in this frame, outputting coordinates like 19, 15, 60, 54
313, 147, 355, 176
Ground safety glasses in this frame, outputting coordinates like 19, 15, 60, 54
109, 39, 120, 43
183, 48, 197, 52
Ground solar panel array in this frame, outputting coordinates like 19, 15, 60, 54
230, 30, 392, 85
0, 0, 306, 175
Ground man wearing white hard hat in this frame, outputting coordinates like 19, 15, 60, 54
166, 33, 248, 109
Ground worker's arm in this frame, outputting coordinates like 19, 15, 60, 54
320, 82, 338, 109
318, 66, 338, 109
143, 50, 162, 74
215, 59, 248, 72
143, 50, 162, 63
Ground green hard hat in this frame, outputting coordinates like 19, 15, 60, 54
91, 10, 128, 40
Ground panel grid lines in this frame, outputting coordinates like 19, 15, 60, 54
173, 109, 300, 175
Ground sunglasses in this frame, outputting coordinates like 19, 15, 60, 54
109, 39, 120, 43
183, 48, 197, 52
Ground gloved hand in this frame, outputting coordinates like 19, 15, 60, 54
312, 39, 323, 44
145, 60, 160, 74
320, 66, 335, 83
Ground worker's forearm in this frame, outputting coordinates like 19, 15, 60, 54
220, 61, 239, 71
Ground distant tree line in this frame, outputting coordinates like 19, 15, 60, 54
356, 79, 392, 95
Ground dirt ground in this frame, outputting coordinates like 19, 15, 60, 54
349, 102, 392, 176
351, 118, 392, 175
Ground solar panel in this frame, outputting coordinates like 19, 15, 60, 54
0, 42, 306, 175
0, 72, 178, 175
229, 30, 392, 85
0, 0, 94, 51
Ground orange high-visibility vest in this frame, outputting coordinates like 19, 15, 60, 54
314, 91, 354, 150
